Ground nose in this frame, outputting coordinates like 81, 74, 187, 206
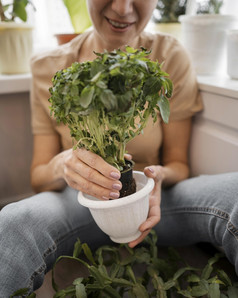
111, 0, 133, 16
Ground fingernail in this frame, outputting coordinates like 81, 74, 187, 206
148, 167, 154, 173
109, 192, 120, 199
102, 196, 109, 200
112, 183, 122, 190
110, 172, 120, 179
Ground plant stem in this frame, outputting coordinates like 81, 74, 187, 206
118, 142, 126, 165
0, 1, 6, 22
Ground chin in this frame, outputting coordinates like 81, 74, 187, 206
105, 34, 136, 49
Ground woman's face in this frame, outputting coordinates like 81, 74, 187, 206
87, 0, 157, 50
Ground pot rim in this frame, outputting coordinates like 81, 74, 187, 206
179, 14, 238, 23
0, 21, 33, 29
78, 171, 154, 209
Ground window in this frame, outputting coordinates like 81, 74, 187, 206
30, 0, 238, 52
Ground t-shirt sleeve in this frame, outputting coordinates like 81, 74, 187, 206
30, 55, 58, 135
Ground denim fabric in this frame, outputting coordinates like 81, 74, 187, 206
0, 172, 238, 296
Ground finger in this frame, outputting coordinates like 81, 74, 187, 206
65, 168, 120, 200
76, 148, 121, 180
140, 213, 160, 232
67, 158, 122, 192
144, 166, 163, 198
144, 165, 164, 182
124, 153, 132, 160
128, 229, 151, 248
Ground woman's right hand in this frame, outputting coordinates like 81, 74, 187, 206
63, 148, 122, 200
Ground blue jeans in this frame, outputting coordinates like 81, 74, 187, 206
0, 172, 238, 296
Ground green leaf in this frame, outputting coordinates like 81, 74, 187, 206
109, 263, 122, 279
100, 89, 118, 111
157, 95, 170, 124
162, 77, 173, 98
103, 285, 122, 298
173, 267, 194, 281
217, 269, 232, 286
13, 0, 28, 21
73, 277, 84, 285
75, 283, 87, 298
132, 283, 149, 298
125, 46, 138, 53
82, 243, 96, 265
208, 282, 220, 298
187, 273, 201, 283
126, 266, 137, 284
190, 284, 208, 297
143, 77, 162, 97
201, 264, 213, 280
177, 290, 194, 298
163, 279, 176, 290
89, 266, 111, 287
112, 277, 134, 287
63, 0, 92, 33
73, 239, 82, 258
79, 86, 94, 108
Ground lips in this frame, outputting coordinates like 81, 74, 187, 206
106, 17, 134, 30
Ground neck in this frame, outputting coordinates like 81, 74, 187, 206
86, 30, 141, 55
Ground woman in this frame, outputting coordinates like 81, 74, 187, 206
1, 0, 238, 296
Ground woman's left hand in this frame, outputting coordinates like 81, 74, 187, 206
128, 165, 164, 248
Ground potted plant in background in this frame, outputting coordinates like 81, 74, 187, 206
151, 0, 187, 41
49, 46, 172, 243
0, 0, 35, 74
55, 0, 92, 45
179, 0, 238, 75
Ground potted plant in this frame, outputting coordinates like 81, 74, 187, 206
55, 0, 92, 45
151, 0, 187, 41
49, 46, 172, 242
11, 230, 238, 297
179, 0, 238, 75
0, 0, 35, 74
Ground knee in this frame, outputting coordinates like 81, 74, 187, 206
0, 200, 37, 240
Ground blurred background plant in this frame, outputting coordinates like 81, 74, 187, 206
0, 0, 35, 22
153, 0, 188, 23
152, 0, 224, 24
62, 0, 91, 33
197, 0, 224, 14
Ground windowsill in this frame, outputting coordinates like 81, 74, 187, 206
0, 73, 237, 99
197, 75, 238, 99
0, 73, 31, 95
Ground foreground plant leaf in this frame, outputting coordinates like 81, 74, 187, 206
12, 230, 238, 297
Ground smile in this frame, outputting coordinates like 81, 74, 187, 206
107, 18, 132, 29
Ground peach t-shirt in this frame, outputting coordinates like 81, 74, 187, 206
30, 31, 203, 171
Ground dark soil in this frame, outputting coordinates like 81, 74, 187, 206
120, 177, 136, 198
119, 161, 137, 198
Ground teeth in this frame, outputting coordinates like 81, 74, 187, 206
108, 19, 129, 28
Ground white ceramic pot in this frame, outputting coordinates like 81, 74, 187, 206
0, 22, 33, 74
227, 30, 238, 79
78, 171, 154, 243
180, 15, 238, 75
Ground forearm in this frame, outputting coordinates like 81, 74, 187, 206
31, 151, 67, 193
159, 161, 190, 188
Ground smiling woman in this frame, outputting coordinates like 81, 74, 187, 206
1, 0, 238, 297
